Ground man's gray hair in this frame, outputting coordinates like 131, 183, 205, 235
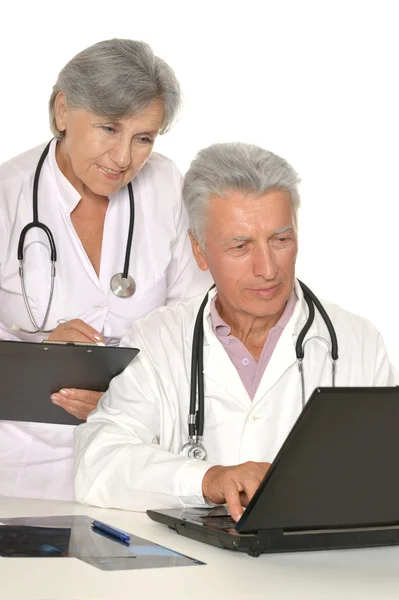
182, 142, 301, 247
49, 39, 181, 138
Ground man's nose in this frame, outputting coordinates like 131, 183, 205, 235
252, 245, 278, 280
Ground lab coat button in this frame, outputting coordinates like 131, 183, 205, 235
242, 358, 250, 366
248, 414, 264, 424
93, 301, 107, 309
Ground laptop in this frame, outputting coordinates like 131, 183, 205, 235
147, 387, 399, 556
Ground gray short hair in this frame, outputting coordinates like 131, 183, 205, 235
49, 39, 181, 139
182, 142, 301, 247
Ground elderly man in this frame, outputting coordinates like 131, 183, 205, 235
74, 142, 396, 522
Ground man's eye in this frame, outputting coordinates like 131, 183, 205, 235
274, 236, 292, 244
102, 126, 115, 133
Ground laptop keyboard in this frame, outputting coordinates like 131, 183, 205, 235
199, 516, 237, 530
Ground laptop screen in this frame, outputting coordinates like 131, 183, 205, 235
238, 387, 399, 533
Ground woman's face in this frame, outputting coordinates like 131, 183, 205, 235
54, 93, 164, 197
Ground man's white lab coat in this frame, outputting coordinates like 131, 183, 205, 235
74, 281, 397, 511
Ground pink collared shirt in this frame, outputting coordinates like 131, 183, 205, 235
210, 292, 297, 400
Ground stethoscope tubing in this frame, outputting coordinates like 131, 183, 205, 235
185, 280, 339, 457
17, 140, 136, 333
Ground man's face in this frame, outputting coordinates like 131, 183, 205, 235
191, 189, 298, 319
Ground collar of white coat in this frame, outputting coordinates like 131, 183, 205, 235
184, 279, 335, 408
47, 138, 131, 215
47, 139, 82, 213
186, 278, 333, 352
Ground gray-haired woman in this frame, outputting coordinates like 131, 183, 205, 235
0, 39, 211, 500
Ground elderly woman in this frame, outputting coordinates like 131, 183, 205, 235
0, 38, 211, 500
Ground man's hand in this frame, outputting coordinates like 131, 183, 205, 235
202, 461, 271, 522
47, 319, 106, 344
51, 389, 103, 421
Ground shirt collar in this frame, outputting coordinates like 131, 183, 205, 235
209, 296, 230, 337
186, 279, 332, 349
47, 138, 81, 214
209, 288, 298, 338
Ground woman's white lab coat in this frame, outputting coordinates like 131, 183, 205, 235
74, 282, 397, 512
0, 140, 211, 500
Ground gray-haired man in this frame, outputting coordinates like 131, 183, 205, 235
74, 142, 396, 520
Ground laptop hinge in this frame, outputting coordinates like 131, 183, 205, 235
283, 523, 399, 536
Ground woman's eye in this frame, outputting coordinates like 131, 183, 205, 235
138, 136, 153, 144
102, 126, 115, 134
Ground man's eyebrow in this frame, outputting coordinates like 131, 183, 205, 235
273, 226, 294, 235
222, 227, 295, 245
223, 236, 252, 245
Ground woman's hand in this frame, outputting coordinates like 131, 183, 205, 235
47, 319, 106, 344
51, 389, 103, 421
48, 319, 106, 420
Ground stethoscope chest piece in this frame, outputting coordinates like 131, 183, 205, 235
110, 273, 136, 298
181, 440, 207, 461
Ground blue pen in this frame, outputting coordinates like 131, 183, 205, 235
91, 520, 130, 542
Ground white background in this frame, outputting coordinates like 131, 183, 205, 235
1, 0, 398, 367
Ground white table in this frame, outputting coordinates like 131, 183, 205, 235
1, 496, 399, 600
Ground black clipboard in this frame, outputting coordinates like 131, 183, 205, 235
0, 341, 139, 426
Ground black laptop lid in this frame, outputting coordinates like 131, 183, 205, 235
238, 387, 399, 533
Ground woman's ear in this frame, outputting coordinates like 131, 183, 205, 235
54, 92, 68, 133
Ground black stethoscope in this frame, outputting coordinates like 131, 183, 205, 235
16, 140, 136, 334
181, 280, 339, 460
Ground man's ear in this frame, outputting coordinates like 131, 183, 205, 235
189, 231, 209, 271
54, 92, 68, 133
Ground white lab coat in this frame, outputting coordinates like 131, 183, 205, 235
74, 281, 397, 512
0, 140, 211, 500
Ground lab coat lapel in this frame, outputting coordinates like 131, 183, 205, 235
184, 288, 252, 411
252, 317, 298, 405
203, 337, 252, 410
252, 280, 325, 405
